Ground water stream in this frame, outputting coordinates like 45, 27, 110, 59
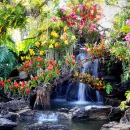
77, 51, 103, 103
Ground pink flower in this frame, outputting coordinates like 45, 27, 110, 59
100, 35, 105, 39
93, 28, 98, 32
52, 17, 58, 22
80, 20, 85, 26
61, 7, 66, 12
78, 30, 82, 34
61, 16, 67, 21
90, 24, 97, 29
126, 19, 130, 26
125, 33, 130, 41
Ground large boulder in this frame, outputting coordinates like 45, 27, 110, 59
0, 118, 17, 130
101, 122, 130, 130
101, 108, 130, 130
24, 123, 70, 130
67, 105, 112, 120
0, 99, 29, 113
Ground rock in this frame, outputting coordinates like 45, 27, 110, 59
104, 97, 121, 107
16, 108, 34, 121
3, 112, 19, 122
67, 105, 112, 120
84, 105, 112, 120
17, 108, 33, 116
58, 108, 69, 113
0, 118, 17, 130
69, 107, 87, 120
0, 99, 29, 113
101, 122, 130, 130
101, 108, 130, 130
57, 112, 69, 120
108, 107, 123, 121
24, 123, 70, 130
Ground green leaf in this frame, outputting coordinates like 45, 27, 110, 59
120, 101, 126, 111
106, 83, 113, 94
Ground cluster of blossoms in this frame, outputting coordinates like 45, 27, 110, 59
125, 19, 130, 41
3, 79, 31, 95
1, 58, 61, 95
85, 43, 107, 57
65, 54, 76, 69
0, 79, 5, 87
19, 56, 45, 73
60, 3, 101, 35
73, 71, 106, 90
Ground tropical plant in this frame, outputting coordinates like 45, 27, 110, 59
0, 46, 17, 78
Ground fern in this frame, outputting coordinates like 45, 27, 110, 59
0, 46, 17, 78
106, 83, 113, 94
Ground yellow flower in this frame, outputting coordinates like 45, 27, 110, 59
51, 31, 59, 38
60, 35, 64, 40
29, 49, 35, 55
50, 39, 55, 44
41, 41, 46, 46
35, 42, 40, 47
71, 35, 76, 40
64, 40, 69, 45
43, 35, 48, 40
82, 73, 86, 77
21, 56, 25, 61
39, 50, 44, 55
26, 56, 30, 60
49, 44, 53, 49
64, 26, 69, 32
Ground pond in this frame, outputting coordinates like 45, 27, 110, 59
14, 99, 108, 130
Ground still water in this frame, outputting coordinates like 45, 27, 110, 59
14, 99, 108, 130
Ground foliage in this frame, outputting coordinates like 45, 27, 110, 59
105, 83, 113, 94
0, 46, 17, 78
73, 71, 112, 94
120, 91, 130, 111
85, 42, 107, 57
0, 1, 27, 38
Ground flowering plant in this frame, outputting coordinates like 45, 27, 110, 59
85, 42, 107, 57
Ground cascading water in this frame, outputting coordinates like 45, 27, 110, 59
38, 113, 58, 122
91, 59, 103, 102
77, 50, 103, 102
77, 51, 91, 102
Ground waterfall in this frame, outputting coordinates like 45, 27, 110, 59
92, 59, 103, 102
38, 113, 58, 122
77, 51, 91, 102
77, 51, 103, 102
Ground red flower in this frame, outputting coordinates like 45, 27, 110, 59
9, 86, 14, 89
49, 59, 53, 65
33, 57, 37, 61
14, 82, 19, 88
37, 64, 41, 67
90, 52, 94, 56
56, 70, 60, 74
72, 61, 76, 64
61, 16, 67, 21
53, 62, 57, 67
38, 57, 43, 62
84, 47, 88, 51
35, 76, 39, 80
48, 65, 53, 71
71, 55, 76, 59
66, 59, 69, 63
7, 79, 11, 82
25, 88, 30, 93
52, 17, 58, 22
0, 81, 5, 87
